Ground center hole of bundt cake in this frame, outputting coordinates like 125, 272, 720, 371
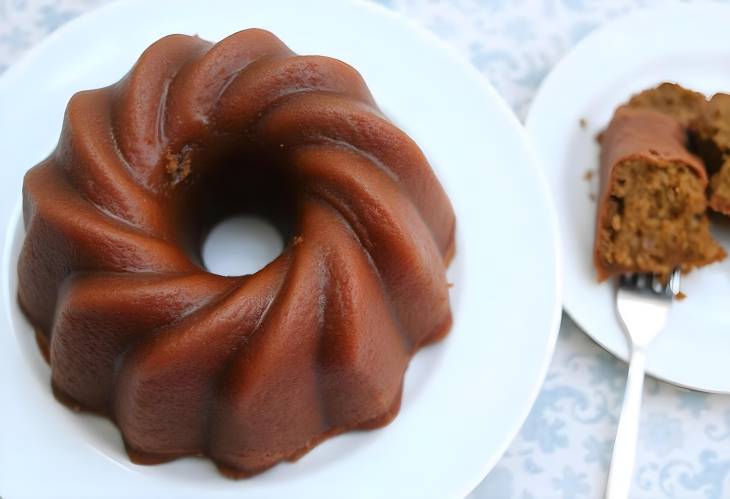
202, 215, 284, 276
175, 147, 296, 277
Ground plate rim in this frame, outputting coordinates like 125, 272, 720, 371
0, 0, 564, 496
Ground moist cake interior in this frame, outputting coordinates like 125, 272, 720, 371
596, 159, 725, 277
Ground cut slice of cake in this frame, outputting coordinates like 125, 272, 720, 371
691, 93, 730, 214
627, 82, 707, 128
594, 106, 726, 281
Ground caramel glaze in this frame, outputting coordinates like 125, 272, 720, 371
17, 29, 456, 478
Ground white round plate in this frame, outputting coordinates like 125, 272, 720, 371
0, 0, 561, 497
527, 3, 730, 393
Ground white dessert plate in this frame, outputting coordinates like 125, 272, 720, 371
0, 0, 561, 497
527, 3, 730, 393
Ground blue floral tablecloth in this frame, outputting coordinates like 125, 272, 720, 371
3, 1, 730, 498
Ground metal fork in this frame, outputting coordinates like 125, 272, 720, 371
604, 269, 681, 499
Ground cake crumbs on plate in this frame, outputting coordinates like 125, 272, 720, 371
579, 117, 588, 129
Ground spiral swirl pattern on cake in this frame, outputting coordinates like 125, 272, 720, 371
18, 29, 456, 477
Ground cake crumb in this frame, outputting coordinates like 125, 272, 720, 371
579, 117, 588, 129
165, 146, 193, 184
585, 167, 597, 202
676, 291, 687, 301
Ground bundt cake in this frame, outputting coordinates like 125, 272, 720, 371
594, 106, 725, 280
17, 29, 456, 477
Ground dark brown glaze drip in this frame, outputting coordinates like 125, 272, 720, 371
17, 28, 456, 477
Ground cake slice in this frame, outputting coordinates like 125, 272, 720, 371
691, 93, 730, 214
594, 106, 726, 281
626, 82, 707, 128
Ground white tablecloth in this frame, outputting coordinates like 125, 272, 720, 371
3, 1, 730, 497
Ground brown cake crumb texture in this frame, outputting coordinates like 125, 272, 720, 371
710, 159, 730, 213
627, 82, 706, 128
692, 94, 730, 214
597, 159, 724, 277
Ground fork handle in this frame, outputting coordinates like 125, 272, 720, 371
605, 348, 646, 499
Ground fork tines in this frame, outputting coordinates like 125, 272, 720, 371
618, 269, 681, 297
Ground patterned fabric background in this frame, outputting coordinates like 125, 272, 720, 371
2, 0, 730, 497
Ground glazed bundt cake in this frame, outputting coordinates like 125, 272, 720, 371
594, 106, 725, 280
18, 29, 456, 477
